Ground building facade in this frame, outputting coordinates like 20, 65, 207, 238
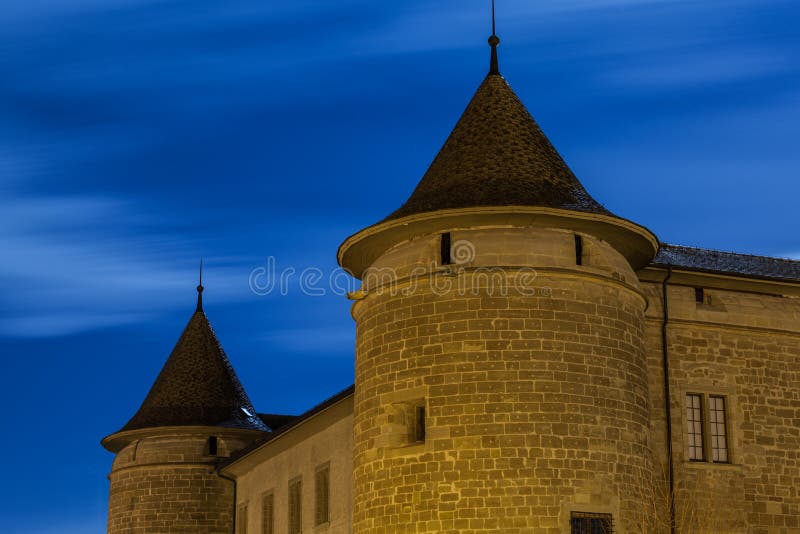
103, 32, 800, 534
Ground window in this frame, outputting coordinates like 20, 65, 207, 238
414, 405, 426, 443
685, 393, 730, 463
695, 287, 705, 304
440, 232, 452, 265
686, 393, 705, 461
574, 234, 583, 266
315, 464, 330, 526
709, 396, 729, 463
261, 492, 273, 534
570, 511, 612, 533
288, 478, 302, 534
207, 436, 218, 456
236, 503, 248, 534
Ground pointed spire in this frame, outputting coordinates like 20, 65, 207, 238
488, 0, 500, 75
196, 258, 204, 311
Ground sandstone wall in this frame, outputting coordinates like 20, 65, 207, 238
352, 227, 655, 533
643, 279, 800, 534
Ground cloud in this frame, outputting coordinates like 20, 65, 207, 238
0, 194, 256, 337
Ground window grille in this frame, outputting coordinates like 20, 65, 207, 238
315, 465, 330, 526
709, 396, 729, 463
570, 511, 613, 533
288, 478, 302, 534
686, 393, 705, 461
261, 492, 273, 534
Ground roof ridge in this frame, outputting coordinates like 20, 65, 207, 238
659, 243, 800, 263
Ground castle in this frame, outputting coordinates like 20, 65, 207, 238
102, 25, 800, 534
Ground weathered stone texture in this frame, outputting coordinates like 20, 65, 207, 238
351, 228, 655, 533
644, 282, 800, 534
107, 432, 253, 534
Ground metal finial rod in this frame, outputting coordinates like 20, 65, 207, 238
488, 0, 500, 75
196, 257, 204, 311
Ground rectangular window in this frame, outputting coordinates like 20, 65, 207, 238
440, 232, 452, 265
685, 393, 731, 463
575, 234, 583, 266
315, 465, 330, 526
709, 396, 729, 463
570, 511, 613, 533
695, 287, 705, 304
236, 503, 248, 534
415, 405, 426, 443
261, 492, 273, 534
686, 393, 705, 461
288, 478, 302, 534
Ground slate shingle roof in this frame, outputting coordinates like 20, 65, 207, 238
386, 73, 612, 221
653, 244, 800, 282
118, 306, 269, 433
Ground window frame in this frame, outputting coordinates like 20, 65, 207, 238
570, 511, 613, 533
314, 463, 330, 527
683, 392, 731, 465
236, 502, 248, 534
261, 490, 274, 534
288, 476, 302, 534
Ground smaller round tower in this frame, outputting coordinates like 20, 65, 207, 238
102, 284, 269, 534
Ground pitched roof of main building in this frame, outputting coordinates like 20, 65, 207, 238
385, 72, 612, 221
117, 292, 269, 433
655, 244, 800, 282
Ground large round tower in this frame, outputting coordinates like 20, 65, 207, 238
339, 34, 660, 534
102, 285, 269, 534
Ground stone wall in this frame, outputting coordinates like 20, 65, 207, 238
107, 430, 254, 534
642, 279, 800, 534
228, 396, 354, 534
351, 227, 656, 533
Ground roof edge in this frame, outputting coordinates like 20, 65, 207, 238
339, 207, 658, 278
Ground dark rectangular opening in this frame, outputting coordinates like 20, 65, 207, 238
570, 511, 613, 534
415, 406, 426, 442
441, 232, 452, 265
695, 287, 705, 304
575, 234, 583, 266
208, 436, 218, 456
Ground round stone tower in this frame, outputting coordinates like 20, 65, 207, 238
102, 286, 269, 534
339, 35, 660, 533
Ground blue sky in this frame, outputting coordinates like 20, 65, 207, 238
0, 0, 798, 531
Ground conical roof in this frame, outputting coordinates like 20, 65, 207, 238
118, 298, 268, 433
386, 73, 611, 220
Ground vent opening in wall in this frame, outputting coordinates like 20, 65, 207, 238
207, 436, 218, 456
695, 287, 705, 304
440, 232, 452, 265
415, 406, 426, 443
574, 234, 583, 266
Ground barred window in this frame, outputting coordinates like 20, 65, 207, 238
261, 492, 273, 534
709, 396, 729, 463
315, 464, 330, 526
571, 511, 613, 533
236, 503, 248, 534
686, 393, 705, 461
288, 478, 302, 534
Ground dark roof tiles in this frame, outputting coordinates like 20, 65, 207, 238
653, 244, 800, 282
386, 74, 612, 220
118, 309, 269, 433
